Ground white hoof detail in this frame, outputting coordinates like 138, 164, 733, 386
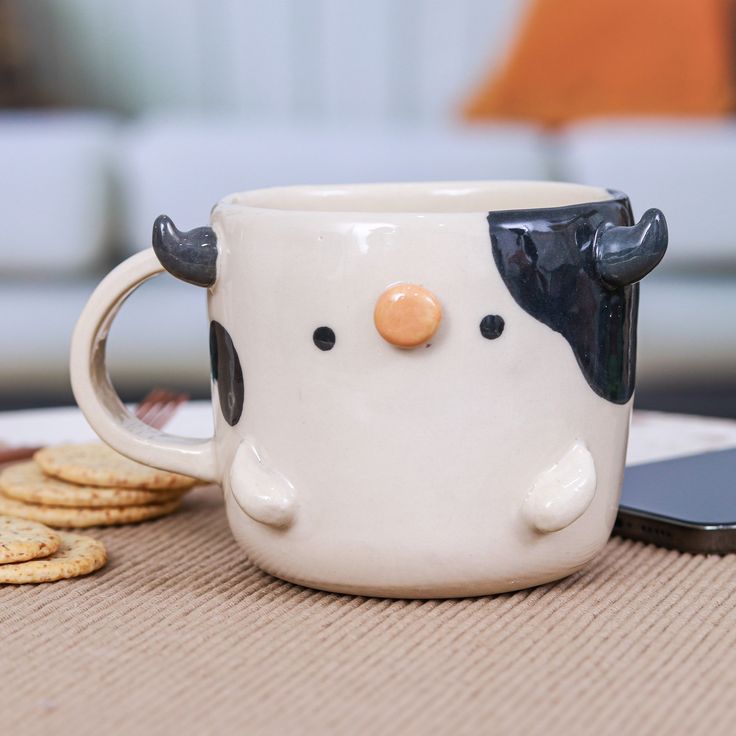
523, 441, 597, 533
229, 442, 296, 528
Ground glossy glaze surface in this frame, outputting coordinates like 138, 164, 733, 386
209, 321, 244, 427
373, 283, 442, 348
71, 181, 667, 598
595, 208, 668, 288
312, 326, 336, 351
152, 214, 218, 287
479, 314, 505, 339
488, 196, 667, 404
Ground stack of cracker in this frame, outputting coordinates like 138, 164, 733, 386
0, 515, 107, 584
0, 442, 196, 528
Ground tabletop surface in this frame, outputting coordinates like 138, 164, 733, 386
2, 407, 736, 736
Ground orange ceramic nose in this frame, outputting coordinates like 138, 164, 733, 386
374, 283, 442, 348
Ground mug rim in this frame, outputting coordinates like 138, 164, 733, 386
216, 179, 625, 217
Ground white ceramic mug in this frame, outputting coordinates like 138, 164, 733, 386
71, 181, 667, 597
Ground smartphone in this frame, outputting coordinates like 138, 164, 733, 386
614, 447, 736, 554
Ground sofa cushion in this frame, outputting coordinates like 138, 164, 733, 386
0, 112, 116, 276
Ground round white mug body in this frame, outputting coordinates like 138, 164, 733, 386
70, 181, 668, 597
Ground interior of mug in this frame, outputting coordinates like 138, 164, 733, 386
229, 180, 613, 214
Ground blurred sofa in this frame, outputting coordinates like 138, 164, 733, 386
1, 112, 735, 405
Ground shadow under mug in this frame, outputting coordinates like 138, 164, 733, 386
71, 180, 668, 597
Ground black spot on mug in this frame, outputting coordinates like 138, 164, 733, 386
209, 321, 244, 426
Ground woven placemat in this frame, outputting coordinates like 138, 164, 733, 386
1, 486, 735, 735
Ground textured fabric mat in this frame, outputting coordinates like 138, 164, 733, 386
2, 486, 735, 736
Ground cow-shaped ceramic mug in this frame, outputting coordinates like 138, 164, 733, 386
71, 181, 667, 597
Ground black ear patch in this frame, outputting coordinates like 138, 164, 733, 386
487, 195, 637, 404
209, 321, 244, 426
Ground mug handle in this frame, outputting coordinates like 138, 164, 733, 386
70, 249, 218, 483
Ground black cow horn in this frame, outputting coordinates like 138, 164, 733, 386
594, 208, 668, 288
152, 214, 218, 287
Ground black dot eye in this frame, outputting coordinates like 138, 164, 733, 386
480, 314, 505, 340
313, 326, 336, 351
